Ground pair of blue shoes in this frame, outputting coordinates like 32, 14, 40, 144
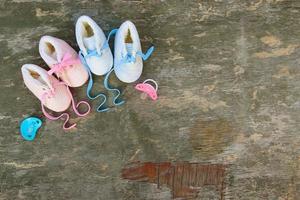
76, 16, 154, 112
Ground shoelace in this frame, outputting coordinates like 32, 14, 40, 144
40, 82, 91, 130
79, 51, 109, 112
102, 46, 155, 106
103, 45, 154, 104
84, 29, 117, 59
79, 28, 124, 112
103, 29, 125, 106
117, 46, 155, 66
103, 31, 155, 106
48, 53, 81, 75
103, 68, 125, 106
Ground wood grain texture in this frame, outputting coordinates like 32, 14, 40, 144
0, 0, 299, 199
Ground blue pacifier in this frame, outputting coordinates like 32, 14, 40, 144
20, 117, 42, 141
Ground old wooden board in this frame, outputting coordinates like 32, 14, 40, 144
0, 0, 299, 199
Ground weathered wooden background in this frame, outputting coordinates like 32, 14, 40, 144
0, 0, 299, 199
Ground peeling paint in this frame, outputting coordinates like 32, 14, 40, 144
202, 64, 222, 72
260, 35, 282, 47
234, 65, 245, 76
203, 84, 216, 93
194, 32, 206, 38
247, 0, 264, 11
254, 44, 299, 58
122, 162, 227, 199
272, 66, 291, 78
249, 133, 263, 142
3, 162, 45, 169
35, 8, 64, 17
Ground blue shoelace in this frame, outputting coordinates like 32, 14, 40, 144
103, 68, 125, 106
79, 51, 109, 112
103, 43, 154, 107
116, 45, 155, 67
79, 29, 124, 112
79, 28, 154, 112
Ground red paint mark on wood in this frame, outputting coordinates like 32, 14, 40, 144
121, 162, 227, 199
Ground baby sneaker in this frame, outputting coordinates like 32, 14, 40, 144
76, 15, 113, 76
21, 64, 90, 130
39, 35, 88, 87
76, 15, 124, 111
113, 20, 154, 83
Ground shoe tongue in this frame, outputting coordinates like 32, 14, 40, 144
51, 51, 58, 60
125, 43, 133, 55
32, 67, 53, 90
83, 36, 96, 51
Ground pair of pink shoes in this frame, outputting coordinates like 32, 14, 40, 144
21, 36, 90, 130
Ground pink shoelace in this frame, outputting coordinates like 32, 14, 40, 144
41, 82, 91, 130
48, 53, 81, 75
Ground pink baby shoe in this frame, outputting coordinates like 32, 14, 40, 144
39, 35, 88, 87
21, 64, 90, 130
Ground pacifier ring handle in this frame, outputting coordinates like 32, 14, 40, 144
143, 79, 158, 91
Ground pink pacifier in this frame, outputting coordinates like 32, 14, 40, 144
135, 79, 158, 101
